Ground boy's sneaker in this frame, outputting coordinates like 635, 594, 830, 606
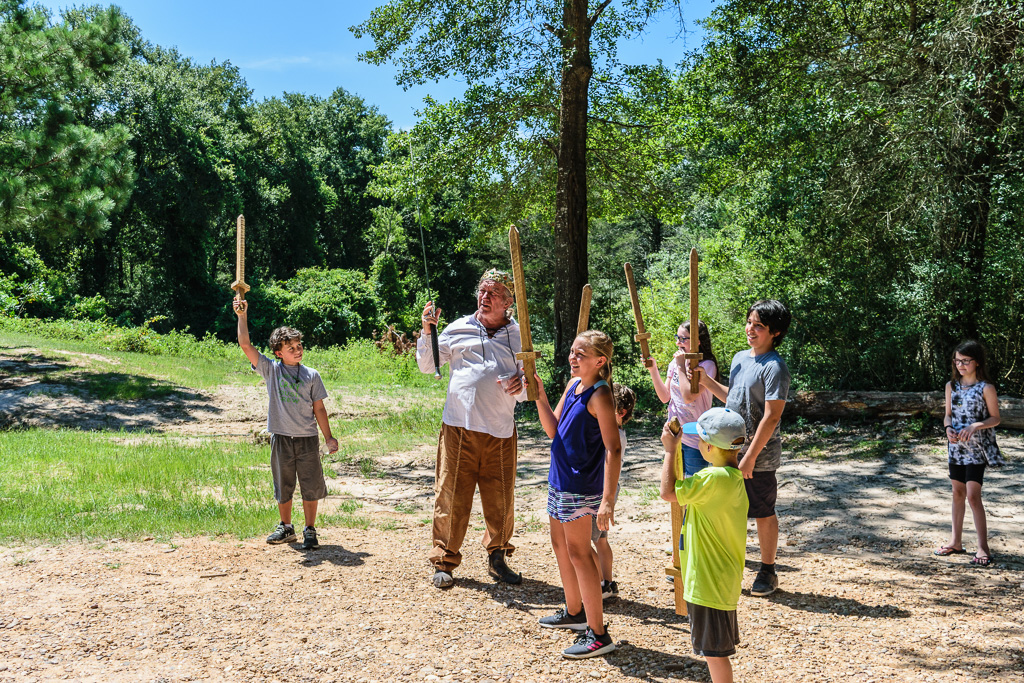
750, 569, 778, 597
562, 628, 615, 659
266, 523, 296, 545
538, 607, 588, 631
302, 526, 319, 550
601, 580, 619, 601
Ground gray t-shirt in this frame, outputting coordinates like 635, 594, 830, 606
253, 353, 328, 437
724, 349, 790, 472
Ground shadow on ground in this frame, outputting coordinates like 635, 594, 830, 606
0, 348, 221, 431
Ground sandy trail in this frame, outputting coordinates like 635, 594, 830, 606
1, 345, 1022, 681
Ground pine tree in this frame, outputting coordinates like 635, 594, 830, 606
0, 0, 133, 239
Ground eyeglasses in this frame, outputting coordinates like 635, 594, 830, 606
954, 358, 976, 367
675, 335, 690, 343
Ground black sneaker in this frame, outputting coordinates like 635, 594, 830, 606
538, 607, 588, 631
488, 549, 523, 584
750, 570, 778, 597
266, 523, 296, 545
302, 526, 319, 550
601, 580, 619, 601
562, 628, 615, 659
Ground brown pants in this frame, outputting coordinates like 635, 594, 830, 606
429, 423, 518, 572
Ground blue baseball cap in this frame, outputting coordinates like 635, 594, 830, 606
682, 407, 746, 450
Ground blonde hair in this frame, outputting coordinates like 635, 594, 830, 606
576, 330, 614, 383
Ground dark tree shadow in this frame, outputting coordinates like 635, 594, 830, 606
759, 588, 911, 618
0, 349, 222, 431
604, 643, 705, 680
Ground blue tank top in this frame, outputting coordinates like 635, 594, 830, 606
549, 379, 609, 495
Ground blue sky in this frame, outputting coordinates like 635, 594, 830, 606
38, 0, 716, 130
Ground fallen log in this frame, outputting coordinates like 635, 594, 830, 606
788, 390, 1024, 430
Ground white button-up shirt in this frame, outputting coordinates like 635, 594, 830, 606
417, 314, 527, 438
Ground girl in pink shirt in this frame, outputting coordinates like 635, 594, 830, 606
648, 320, 719, 477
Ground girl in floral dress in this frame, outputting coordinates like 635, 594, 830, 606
935, 340, 1004, 566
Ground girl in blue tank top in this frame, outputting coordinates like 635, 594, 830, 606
533, 331, 621, 659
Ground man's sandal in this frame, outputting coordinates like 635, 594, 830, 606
970, 554, 992, 567
934, 545, 966, 556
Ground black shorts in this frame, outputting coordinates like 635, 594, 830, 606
744, 470, 778, 519
687, 602, 739, 658
949, 462, 986, 485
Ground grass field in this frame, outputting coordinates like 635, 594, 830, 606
0, 322, 448, 541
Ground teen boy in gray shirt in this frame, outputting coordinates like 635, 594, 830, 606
695, 299, 791, 597
234, 296, 338, 550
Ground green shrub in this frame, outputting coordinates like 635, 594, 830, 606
0, 273, 17, 316
69, 294, 109, 321
282, 268, 378, 347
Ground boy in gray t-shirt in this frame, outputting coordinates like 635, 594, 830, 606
234, 296, 338, 551
695, 299, 791, 598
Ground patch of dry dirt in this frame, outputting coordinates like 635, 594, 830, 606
2, 414, 1023, 682
2, 345, 1023, 681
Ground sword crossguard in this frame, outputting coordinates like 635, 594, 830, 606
231, 281, 251, 299
516, 351, 542, 361
684, 352, 703, 394
634, 332, 651, 343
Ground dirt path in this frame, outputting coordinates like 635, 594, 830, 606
2, 420, 1022, 682
2, 343, 1023, 681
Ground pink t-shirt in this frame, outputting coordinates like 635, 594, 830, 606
667, 359, 718, 448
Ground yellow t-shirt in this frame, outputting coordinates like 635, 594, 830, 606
675, 466, 749, 611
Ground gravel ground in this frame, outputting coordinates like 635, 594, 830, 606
1, 423, 1022, 682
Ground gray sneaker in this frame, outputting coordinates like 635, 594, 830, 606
539, 607, 588, 631
302, 526, 319, 550
432, 569, 454, 589
750, 570, 778, 597
266, 523, 297, 544
562, 628, 615, 659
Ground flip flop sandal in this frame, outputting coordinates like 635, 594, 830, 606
934, 546, 966, 556
970, 554, 992, 567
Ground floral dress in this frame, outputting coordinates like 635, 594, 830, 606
948, 381, 1004, 467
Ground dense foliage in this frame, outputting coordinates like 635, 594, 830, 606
2, 0, 1022, 397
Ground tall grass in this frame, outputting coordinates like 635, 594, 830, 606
0, 430, 281, 541
0, 316, 446, 391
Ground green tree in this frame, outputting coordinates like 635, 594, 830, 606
242, 89, 392, 280
353, 0, 685, 371
86, 45, 252, 331
670, 0, 1024, 392
0, 0, 133, 240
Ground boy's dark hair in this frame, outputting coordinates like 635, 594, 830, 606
612, 384, 636, 425
747, 299, 791, 348
952, 339, 991, 385
269, 326, 302, 353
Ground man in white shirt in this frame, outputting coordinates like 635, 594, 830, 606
417, 269, 527, 588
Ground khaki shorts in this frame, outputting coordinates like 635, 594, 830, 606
270, 434, 326, 503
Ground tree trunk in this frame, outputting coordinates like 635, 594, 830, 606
933, 10, 1016, 377
788, 390, 1024, 429
552, 0, 593, 381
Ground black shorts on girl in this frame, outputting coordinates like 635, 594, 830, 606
949, 462, 986, 485
687, 602, 740, 657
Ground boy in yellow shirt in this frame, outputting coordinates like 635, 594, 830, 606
660, 407, 748, 683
